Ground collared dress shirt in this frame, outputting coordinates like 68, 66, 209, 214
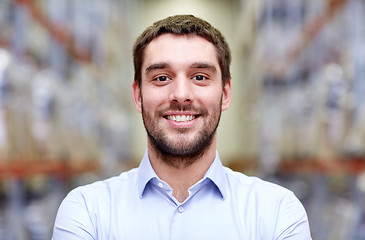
52, 150, 312, 240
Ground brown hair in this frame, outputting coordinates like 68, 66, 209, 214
133, 14, 231, 87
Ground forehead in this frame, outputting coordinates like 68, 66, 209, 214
142, 33, 220, 70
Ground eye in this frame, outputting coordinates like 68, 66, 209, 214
155, 76, 170, 82
192, 75, 207, 81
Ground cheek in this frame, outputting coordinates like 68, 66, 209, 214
141, 89, 164, 110
197, 90, 222, 107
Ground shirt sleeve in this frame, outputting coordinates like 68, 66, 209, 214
52, 189, 97, 240
275, 192, 312, 240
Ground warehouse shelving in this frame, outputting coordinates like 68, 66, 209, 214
0, 159, 100, 178
14, 0, 92, 63
0, 0, 136, 239
237, 0, 365, 239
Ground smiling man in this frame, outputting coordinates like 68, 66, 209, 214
52, 15, 312, 239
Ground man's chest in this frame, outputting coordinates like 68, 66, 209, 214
98, 187, 272, 240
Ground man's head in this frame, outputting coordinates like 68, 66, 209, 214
133, 14, 231, 88
132, 15, 232, 167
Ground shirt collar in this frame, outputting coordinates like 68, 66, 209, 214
137, 149, 228, 200
204, 151, 228, 200
137, 150, 157, 198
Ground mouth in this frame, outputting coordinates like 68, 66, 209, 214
163, 114, 200, 122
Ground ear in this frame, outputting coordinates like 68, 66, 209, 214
132, 81, 142, 113
221, 79, 231, 111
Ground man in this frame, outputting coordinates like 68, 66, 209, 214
52, 15, 312, 239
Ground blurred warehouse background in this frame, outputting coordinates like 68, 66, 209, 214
0, 0, 365, 239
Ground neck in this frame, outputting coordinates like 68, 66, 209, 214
147, 140, 217, 203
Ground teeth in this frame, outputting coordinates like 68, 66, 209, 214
167, 115, 195, 122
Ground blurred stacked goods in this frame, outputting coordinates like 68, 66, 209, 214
238, 0, 365, 239
0, 0, 136, 239
1, 0, 365, 239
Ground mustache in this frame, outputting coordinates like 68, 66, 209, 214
157, 103, 208, 116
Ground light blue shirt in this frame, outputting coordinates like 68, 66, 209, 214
53, 150, 311, 240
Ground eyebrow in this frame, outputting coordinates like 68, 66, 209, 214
145, 63, 170, 73
144, 62, 217, 74
190, 62, 217, 72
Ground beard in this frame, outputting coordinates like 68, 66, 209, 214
141, 98, 222, 168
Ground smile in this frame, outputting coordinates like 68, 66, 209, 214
165, 114, 198, 122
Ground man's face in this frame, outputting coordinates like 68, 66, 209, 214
132, 33, 231, 164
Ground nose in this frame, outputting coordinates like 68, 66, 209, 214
169, 77, 194, 104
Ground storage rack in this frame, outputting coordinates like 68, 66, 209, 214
0, 0, 136, 239
237, 0, 365, 239
0, 0, 364, 239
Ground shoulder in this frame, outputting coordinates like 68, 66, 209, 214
53, 167, 140, 239
223, 167, 311, 239
67, 167, 139, 205
222, 167, 304, 214
223, 167, 291, 196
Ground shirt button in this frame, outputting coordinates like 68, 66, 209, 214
157, 182, 164, 188
178, 206, 184, 213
